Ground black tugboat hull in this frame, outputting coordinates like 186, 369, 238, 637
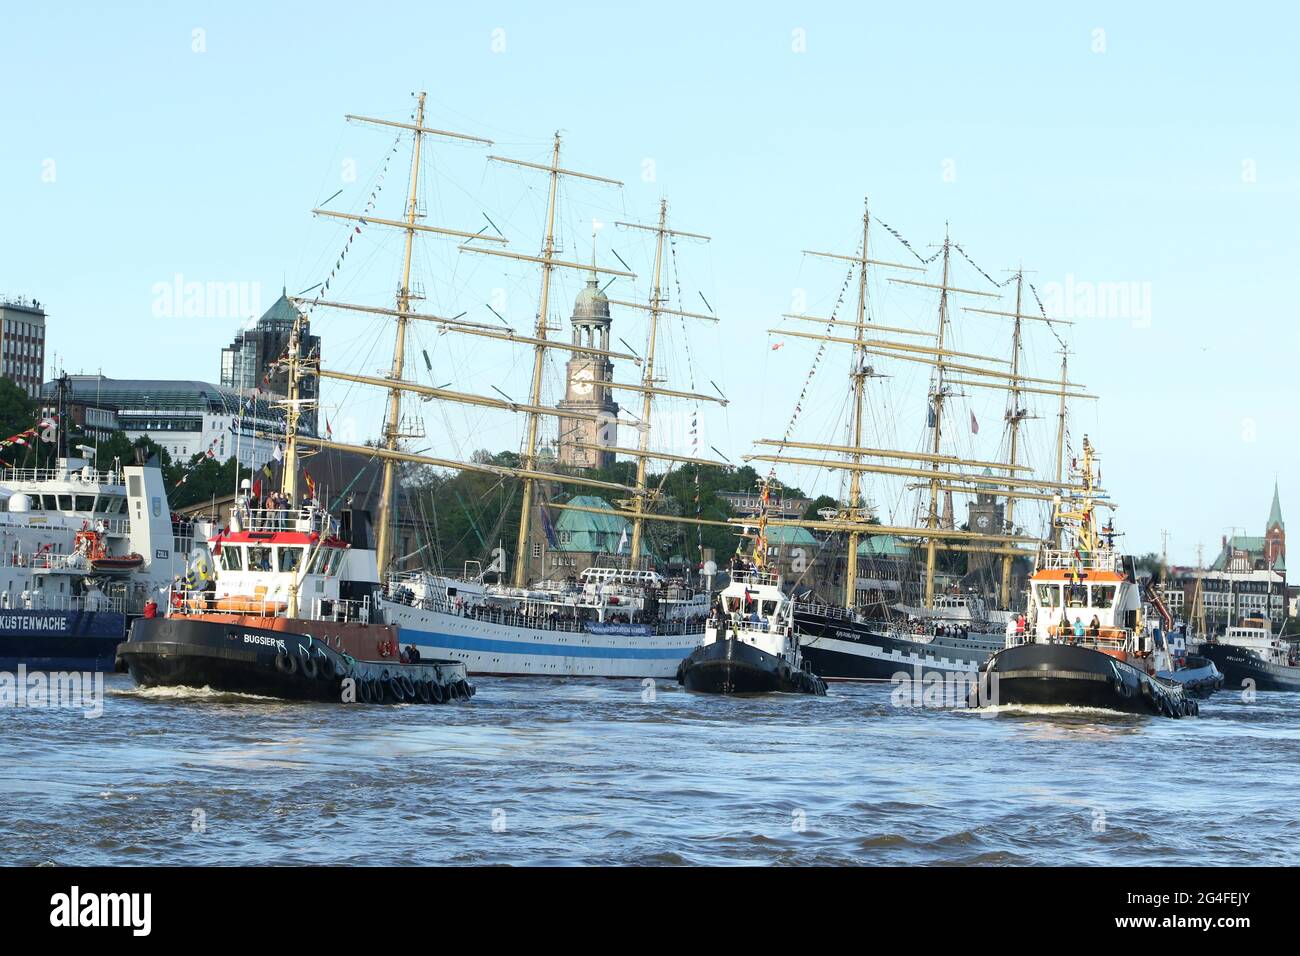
676, 639, 826, 695
117, 617, 473, 705
1197, 643, 1300, 693
1155, 656, 1224, 699
974, 642, 1198, 718
794, 608, 994, 682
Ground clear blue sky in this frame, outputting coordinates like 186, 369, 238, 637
2, 1, 1295, 564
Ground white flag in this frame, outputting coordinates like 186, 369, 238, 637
617, 528, 628, 555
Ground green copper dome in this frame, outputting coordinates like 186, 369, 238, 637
572, 278, 610, 323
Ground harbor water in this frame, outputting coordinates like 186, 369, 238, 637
3, 675, 1298, 866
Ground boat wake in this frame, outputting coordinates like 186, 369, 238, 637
957, 702, 1142, 719
109, 684, 283, 704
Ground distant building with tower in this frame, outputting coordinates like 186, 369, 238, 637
555, 277, 618, 469
1, 295, 47, 398
220, 290, 320, 435
1161, 483, 1288, 630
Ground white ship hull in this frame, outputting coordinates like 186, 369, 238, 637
381, 599, 705, 678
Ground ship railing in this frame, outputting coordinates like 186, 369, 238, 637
792, 600, 853, 622
0, 591, 124, 613
0, 466, 124, 486
426, 596, 705, 636
310, 596, 373, 624
237, 506, 328, 534
1039, 549, 1122, 573
728, 568, 780, 587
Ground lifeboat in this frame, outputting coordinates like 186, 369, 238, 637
75, 527, 145, 574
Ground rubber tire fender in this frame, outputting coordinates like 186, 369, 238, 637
275, 651, 297, 676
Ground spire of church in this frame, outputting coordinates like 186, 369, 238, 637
1269, 480, 1284, 531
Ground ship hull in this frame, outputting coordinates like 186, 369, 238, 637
1197, 643, 1300, 693
1155, 655, 1224, 699
0, 609, 127, 672
794, 607, 996, 682
676, 638, 826, 695
117, 616, 473, 705
382, 598, 704, 679
974, 642, 1198, 717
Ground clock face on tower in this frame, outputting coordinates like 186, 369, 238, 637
976, 514, 991, 530
572, 366, 595, 398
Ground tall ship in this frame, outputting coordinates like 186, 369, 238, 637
973, 438, 1197, 717
723, 202, 1102, 682
0, 404, 194, 670
180, 94, 718, 679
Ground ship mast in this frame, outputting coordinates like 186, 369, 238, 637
618, 199, 716, 566
922, 231, 953, 608
1052, 348, 1070, 548
287, 99, 673, 581
793, 199, 926, 605
373, 92, 430, 577
843, 200, 871, 607
453, 135, 626, 587
998, 271, 1026, 608
512, 133, 562, 588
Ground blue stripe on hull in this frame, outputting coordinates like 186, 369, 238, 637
403, 627, 694, 660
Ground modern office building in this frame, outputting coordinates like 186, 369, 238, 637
40, 375, 289, 468
0, 296, 47, 398
219, 290, 319, 434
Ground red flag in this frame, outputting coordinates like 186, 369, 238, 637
251, 478, 262, 501
303, 471, 317, 501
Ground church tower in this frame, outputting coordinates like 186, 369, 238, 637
556, 275, 618, 469
1265, 481, 1285, 566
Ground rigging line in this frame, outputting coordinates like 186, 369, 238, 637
953, 243, 1019, 289
1027, 281, 1067, 350
768, 242, 861, 482
871, 215, 942, 265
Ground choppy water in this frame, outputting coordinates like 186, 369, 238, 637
2, 675, 1298, 865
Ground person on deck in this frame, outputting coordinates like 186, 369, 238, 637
1088, 615, 1101, 638
1073, 617, 1085, 642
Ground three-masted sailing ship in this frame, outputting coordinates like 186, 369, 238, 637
731, 200, 1103, 682
271, 94, 722, 679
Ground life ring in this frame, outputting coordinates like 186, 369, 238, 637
379, 639, 392, 658
274, 651, 297, 676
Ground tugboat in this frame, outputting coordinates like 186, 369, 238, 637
676, 509, 826, 696
1145, 580, 1223, 699
972, 438, 1197, 718
1198, 617, 1300, 693
117, 319, 473, 706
